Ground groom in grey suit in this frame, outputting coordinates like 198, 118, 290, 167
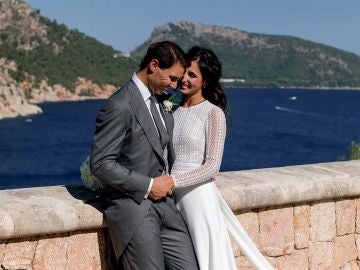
90, 41, 198, 270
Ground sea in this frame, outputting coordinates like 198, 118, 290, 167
0, 88, 359, 189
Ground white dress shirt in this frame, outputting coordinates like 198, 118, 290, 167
131, 73, 167, 198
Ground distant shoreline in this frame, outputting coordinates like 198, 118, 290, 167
1, 86, 360, 120
224, 85, 360, 91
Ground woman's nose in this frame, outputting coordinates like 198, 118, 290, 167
181, 75, 188, 83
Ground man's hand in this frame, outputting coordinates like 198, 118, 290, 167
148, 175, 174, 201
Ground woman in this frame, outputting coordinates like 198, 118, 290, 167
170, 46, 273, 270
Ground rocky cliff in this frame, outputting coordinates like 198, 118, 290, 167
131, 21, 360, 88
1, 2, 360, 119
0, 0, 134, 119
0, 58, 41, 119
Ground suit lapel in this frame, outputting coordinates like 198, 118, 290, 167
128, 82, 164, 159
159, 105, 173, 133
159, 106, 175, 167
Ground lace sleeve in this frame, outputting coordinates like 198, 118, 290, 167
173, 106, 226, 188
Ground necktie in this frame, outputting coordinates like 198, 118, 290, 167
149, 95, 169, 149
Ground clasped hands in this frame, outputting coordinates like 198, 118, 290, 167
148, 175, 174, 201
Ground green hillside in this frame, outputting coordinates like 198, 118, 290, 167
0, 0, 137, 92
131, 21, 360, 88
1, 1, 360, 91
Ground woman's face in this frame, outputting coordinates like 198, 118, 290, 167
180, 60, 204, 96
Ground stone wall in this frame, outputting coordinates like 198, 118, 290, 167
232, 198, 360, 269
1, 160, 360, 270
0, 229, 107, 270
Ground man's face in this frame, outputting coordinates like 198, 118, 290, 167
149, 61, 184, 95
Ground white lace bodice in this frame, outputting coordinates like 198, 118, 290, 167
171, 100, 226, 188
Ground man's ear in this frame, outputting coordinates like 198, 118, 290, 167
149, 59, 159, 73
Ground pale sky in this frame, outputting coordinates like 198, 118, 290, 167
27, 0, 360, 55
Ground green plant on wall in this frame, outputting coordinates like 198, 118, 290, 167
349, 141, 360, 160
339, 141, 360, 161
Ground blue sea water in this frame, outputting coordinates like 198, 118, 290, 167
0, 88, 359, 189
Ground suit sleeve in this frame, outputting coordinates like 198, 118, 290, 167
90, 97, 151, 204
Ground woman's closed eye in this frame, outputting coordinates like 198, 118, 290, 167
188, 71, 198, 79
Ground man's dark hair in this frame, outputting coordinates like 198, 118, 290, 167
139, 41, 187, 70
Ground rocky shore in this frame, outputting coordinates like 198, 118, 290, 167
0, 59, 116, 120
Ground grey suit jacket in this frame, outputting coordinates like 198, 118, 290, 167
90, 79, 175, 259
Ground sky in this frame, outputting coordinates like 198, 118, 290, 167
27, 0, 360, 55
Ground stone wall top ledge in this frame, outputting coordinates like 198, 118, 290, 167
0, 185, 105, 240
217, 160, 360, 211
0, 160, 359, 240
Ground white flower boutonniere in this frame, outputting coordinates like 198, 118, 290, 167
160, 89, 182, 113
162, 95, 179, 112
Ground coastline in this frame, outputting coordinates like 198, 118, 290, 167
0, 77, 116, 120
225, 85, 360, 91
0, 95, 109, 120
281, 85, 360, 91
1, 85, 360, 120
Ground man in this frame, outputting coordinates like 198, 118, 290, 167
90, 41, 198, 270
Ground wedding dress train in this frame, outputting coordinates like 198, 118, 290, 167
171, 101, 273, 270
217, 188, 274, 269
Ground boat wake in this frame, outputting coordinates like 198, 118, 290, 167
274, 106, 325, 118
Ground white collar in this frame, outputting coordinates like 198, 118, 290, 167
132, 73, 152, 101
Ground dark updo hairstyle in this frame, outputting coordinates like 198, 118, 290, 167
139, 41, 187, 70
186, 46, 227, 113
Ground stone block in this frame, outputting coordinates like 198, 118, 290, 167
356, 234, 360, 260
65, 231, 103, 270
235, 254, 275, 270
259, 207, 294, 257
336, 199, 356, 236
309, 241, 333, 270
235, 256, 254, 270
0, 209, 15, 239
332, 234, 357, 270
356, 199, 360, 234
294, 204, 310, 249
310, 201, 336, 241
341, 261, 360, 270
32, 236, 68, 270
1, 239, 37, 270
276, 249, 308, 270
236, 211, 260, 255
0, 241, 5, 265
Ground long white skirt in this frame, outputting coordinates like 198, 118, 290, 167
174, 181, 274, 270
174, 181, 237, 270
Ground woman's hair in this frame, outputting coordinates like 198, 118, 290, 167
186, 46, 227, 113
139, 41, 187, 70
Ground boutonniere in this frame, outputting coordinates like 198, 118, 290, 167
160, 89, 183, 113
162, 95, 179, 112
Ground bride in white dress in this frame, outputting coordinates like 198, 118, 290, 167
169, 46, 274, 270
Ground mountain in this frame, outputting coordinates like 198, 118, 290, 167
131, 21, 360, 88
0, 0, 136, 119
1, 2, 360, 119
